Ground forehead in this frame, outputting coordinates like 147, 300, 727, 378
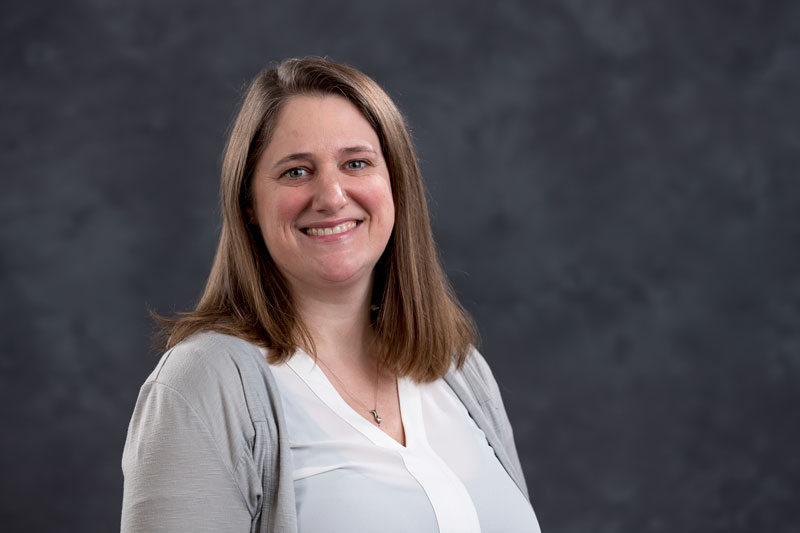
263, 94, 380, 157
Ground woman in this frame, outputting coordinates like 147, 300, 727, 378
121, 57, 540, 533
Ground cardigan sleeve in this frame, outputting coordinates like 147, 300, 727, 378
121, 337, 266, 533
120, 381, 253, 532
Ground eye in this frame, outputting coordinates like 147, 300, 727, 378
345, 160, 369, 170
282, 167, 309, 179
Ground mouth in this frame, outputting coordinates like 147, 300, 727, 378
301, 220, 359, 237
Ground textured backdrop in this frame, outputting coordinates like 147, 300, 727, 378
2, 1, 799, 532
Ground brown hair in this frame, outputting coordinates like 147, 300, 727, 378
157, 57, 476, 382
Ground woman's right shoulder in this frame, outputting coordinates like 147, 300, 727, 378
123, 331, 270, 526
142, 331, 267, 410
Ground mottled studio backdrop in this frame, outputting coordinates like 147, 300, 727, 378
2, 1, 799, 532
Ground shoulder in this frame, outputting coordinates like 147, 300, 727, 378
134, 330, 273, 466
123, 332, 270, 523
138, 331, 273, 453
146, 331, 265, 404
463, 346, 496, 383
452, 346, 503, 404
150, 330, 264, 382
448, 347, 516, 445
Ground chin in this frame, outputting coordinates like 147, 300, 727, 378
317, 270, 365, 285
313, 260, 375, 286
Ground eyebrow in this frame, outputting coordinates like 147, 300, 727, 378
270, 145, 377, 171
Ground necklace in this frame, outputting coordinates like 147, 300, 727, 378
316, 356, 382, 424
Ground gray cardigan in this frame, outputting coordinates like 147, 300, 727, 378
121, 332, 529, 532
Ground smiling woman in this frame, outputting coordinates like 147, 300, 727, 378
120, 58, 541, 533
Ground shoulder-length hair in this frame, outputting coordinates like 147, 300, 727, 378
158, 57, 476, 382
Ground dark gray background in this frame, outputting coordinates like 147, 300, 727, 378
2, 1, 799, 532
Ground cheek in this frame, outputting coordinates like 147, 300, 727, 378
370, 179, 395, 226
274, 198, 304, 228
384, 195, 396, 228
256, 189, 305, 238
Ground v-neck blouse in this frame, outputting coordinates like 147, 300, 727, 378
268, 350, 540, 533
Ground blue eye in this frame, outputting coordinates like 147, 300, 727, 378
346, 160, 367, 170
284, 167, 308, 179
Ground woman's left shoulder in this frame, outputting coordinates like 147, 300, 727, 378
444, 346, 507, 409
455, 346, 502, 391
463, 346, 494, 377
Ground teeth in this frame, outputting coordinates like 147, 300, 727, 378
305, 221, 357, 236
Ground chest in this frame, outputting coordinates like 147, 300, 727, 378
267, 354, 541, 533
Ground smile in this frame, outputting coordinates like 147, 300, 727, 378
303, 221, 358, 236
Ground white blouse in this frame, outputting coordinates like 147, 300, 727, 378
267, 350, 541, 533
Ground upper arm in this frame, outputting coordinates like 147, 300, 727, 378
121, 382, 253, 533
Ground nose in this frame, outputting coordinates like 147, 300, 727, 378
312, 166, 347, 213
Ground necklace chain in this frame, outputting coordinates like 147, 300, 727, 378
316, 356, 382, 424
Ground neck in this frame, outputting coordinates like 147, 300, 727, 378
290, 277, 376, 368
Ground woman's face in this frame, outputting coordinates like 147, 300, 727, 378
251, 95, 395, 295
